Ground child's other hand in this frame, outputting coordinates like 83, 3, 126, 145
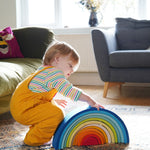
92, 103, 104, 110
54, 99, 68, 108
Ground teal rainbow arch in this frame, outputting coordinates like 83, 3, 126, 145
53, 106, 129, 150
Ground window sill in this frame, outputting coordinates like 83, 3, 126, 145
53, 26, 113, 35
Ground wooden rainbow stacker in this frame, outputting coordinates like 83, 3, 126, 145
53, 106, 129, 150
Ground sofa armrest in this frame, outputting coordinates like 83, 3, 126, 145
103, 28, 117, 53
13, 27, 54, 59
91, 28, 117, 81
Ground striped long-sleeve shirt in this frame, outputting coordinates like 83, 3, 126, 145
28, 66, 81, 101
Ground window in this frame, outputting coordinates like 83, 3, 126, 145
28, 0, 55, 26
18, 0, 149, 28
19, 0, 55, 27
61, 0, 89, 28
100, 0, 139, 26
146, 0, 150, 19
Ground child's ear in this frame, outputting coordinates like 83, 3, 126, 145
54, 56, 60, 63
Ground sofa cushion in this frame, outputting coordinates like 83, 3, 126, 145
13, 27, 54, 58
0, 58, 41, 97
109, 50, 150, 68
116, 18, 150, 50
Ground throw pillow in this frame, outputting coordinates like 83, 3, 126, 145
0, 27, 24, 58
115, 18, 150, 50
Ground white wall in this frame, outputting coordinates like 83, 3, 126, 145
0, 0, 17, 29
55, 32, 98, 72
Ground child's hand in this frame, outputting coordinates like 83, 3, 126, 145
54, 99, 68, 108
78, 92, 104, 111
92, 103, 104, 110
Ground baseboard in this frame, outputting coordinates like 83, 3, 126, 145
125, 83, 150, 87
68, 72, 150, 87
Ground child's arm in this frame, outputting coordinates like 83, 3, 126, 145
78, 92, 104, 110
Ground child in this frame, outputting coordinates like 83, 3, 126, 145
10, 41, 104, 146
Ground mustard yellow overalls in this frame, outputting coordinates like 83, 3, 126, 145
10, 66, 64, 146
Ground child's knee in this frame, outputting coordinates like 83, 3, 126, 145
56, 107, 64, 121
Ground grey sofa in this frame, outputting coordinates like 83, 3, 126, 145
0, 27, 54, 114
91, 18, 150, 97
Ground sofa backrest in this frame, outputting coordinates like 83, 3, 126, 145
13, 27, 54, 58
115, 18, 150, 50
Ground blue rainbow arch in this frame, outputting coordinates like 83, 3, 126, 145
53, 106, 129, 150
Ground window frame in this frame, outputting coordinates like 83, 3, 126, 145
18, 0, 148, 29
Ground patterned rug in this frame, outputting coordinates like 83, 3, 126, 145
0, 103, 150, 150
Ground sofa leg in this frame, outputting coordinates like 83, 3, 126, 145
103, 82, 124, 98
103, 82, 109, 98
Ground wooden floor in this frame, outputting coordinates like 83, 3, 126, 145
76, 85, 150, 106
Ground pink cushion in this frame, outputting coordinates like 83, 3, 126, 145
0, 27, 24, 58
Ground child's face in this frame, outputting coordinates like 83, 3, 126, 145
54, 54, 77, 78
